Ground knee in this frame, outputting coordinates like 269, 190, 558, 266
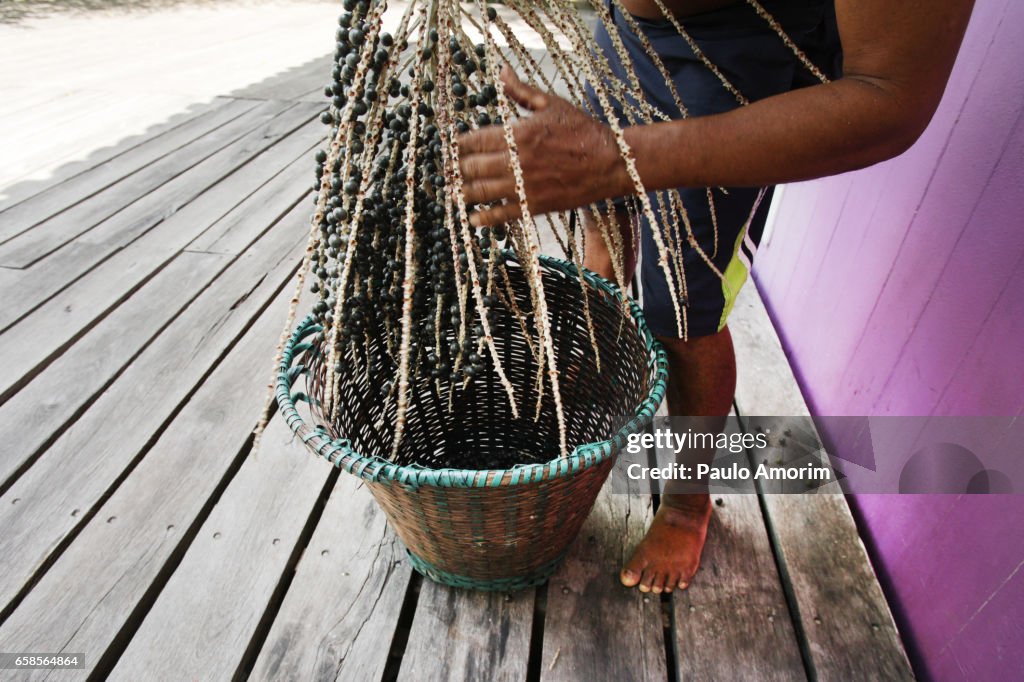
656, 325, 735, 367
583, 210, 636, 283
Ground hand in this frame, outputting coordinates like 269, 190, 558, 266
457, 66, 630, 227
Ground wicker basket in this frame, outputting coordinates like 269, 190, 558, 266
276, 254, 667, 590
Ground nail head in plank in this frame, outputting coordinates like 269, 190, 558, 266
399, 580, 534, 681
250, 475, 413, 682
672, 493, 806, 681
0, 211, 307, 614
0, 283, 308, 680
541, 486, 667, 682
0, 155, 312, 476
731, 283, 912, 680
0, 250, 232, 487
106, 406, 327, 681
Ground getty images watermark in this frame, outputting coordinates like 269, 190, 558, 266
608, 415, 1022, 495
623, 428, 831, 484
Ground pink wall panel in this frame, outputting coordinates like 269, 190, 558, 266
750, 1, 1024, 679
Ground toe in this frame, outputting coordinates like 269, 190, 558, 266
677, 577, 690, 590
621, 551, 649, 588
620, 560, 646, 588
639, 570, 656, 593
664, 573, 680, 593
649, 573, 664, 594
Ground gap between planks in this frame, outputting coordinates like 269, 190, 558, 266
0, 101, 320, 337
0, 99, 290, 268
0, 111, 322, 409
0, 159, 314, 494
730, 282, 913, 681
0, 209, 309, 626
0, 98, 254, 245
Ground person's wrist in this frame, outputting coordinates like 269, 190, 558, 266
598, 124, 633, 200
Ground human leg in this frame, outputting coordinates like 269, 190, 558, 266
619, 326, 735, 592
580, 0, 835, 592
582, 209, 636, 285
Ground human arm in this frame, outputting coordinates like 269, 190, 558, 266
458, 0, 976, 226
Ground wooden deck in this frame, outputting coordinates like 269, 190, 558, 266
0, 58, 912, 681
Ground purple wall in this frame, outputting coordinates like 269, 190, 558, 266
752, 1, 1024, 679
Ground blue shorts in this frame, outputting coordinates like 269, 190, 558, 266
585, 1, 840, 338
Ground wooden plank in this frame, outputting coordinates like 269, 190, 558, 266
399, 581, 534, 681
730, 282, 913, 681
0, 249, 228, 487
541, 486, 667, 682
0, 242, 107, 334
248, 475, 412, 682
671, 493, 806, 681
0, 93, 200, 195
0, 285, 312, 681
0, 129, 315, 405
186, 152, 319, 256
0, 98, 227, 213
105, 413, 326, 682
81, 102, 319, 251
0, 151, 312, 486
0, 98, 253, 243
297, 86, 332, 103
0, 265, 21, 290
0, 99, 286, 268
230, 54, 334, 102
0, 212, 307, 616
0, 105, 319, 333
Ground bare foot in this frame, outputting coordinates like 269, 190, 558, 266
620, 494, 712, 593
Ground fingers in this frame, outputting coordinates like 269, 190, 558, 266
469, 201, 522, 228
462, 176, 516, 207
455, 68, 554, 228
500, 65, 549, 112
457, 124, 506, 156
459, 151, 511, 183
459, 146, 517, 226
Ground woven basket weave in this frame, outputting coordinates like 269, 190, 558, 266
277, 254, 667, 590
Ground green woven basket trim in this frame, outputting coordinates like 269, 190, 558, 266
353, 458, 372, 479
290, 391, 314, 405
277, 253, 670, 489
406, 549, 566, 591
285, 366, 306, 385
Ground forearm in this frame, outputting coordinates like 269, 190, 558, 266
617, 76, 932, 193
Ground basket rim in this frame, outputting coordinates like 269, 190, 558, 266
276, 253, 668, 490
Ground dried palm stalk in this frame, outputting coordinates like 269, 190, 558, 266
255, 0, 828, 457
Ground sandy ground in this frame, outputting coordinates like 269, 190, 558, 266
0, 0, 340, 199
